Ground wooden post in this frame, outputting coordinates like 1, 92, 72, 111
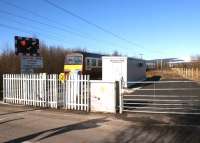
192, 68, 194, 80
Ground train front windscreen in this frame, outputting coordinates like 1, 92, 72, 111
64, 55, 83, 73
65, 56, 82, 65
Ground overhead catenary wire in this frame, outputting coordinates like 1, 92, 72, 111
0, 0, 86, 36
0, 23, 75, 47
0, 21, 114, 53
0, 10, 128, 53
44, 0, 145, 49
0, 10, 89, 40
0, 0, 131, 51
0, 0, 165, 56
0, 17, 75, 45
44, 0, 167, 55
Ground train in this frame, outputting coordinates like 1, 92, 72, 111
63, 51, 103, 79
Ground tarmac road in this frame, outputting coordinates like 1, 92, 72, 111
0, 103, 200, 143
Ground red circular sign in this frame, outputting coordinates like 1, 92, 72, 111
20, 40, 26, 47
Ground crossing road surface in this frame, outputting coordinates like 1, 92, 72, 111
0, 103, 200, 143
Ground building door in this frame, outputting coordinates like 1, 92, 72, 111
111, 62, 123, 81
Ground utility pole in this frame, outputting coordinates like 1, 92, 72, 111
139, 53, 143, 59
157, 59, 159, 70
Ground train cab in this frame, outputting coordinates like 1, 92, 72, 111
64, 52, 102, 79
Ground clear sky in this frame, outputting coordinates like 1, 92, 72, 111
0, 0, 200, 60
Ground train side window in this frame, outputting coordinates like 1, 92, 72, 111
98, 59, 102, 67
87, 58, 91, 66
91, 59, 96, 67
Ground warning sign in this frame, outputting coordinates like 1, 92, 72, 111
21, 56, 43, 73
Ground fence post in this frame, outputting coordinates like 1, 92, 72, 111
55, 74, 58, 109
42, 73, 47, 107
87, 75, 90, 112
186, 68, 188, 79
185, 68, 187, 78
3, 74, 5, 103
191, 68, 194, 80
195, 68, 197, 80
119, 78, 123, 114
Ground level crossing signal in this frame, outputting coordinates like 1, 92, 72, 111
15, 36, 39, 55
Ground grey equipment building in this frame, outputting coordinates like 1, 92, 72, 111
102, 56, 146, 87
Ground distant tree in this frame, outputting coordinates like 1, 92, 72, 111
112, 50, 121, 56
39, 42, 70, 73
0, 42, 89, 74
0, 44, 20, 74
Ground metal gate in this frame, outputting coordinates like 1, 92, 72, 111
119, 80, 200, 115
61, 74, 90, 111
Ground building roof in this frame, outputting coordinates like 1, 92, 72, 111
68, 51, 103, 58
102, 56, 145, 62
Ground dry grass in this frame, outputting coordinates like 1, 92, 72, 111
172, 68, 200, 81
146, 70, 185, 80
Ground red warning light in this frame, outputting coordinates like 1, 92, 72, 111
15, 36, 39, 55
20, 40, 26, 47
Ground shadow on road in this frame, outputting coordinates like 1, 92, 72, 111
120, 112, 200, 126
111, 123, 200, 143
171, 114, 200, 126
113, 113, 200, 143
0, 108, 39, 116
5, 117, 109, 143
0, 117, 24, 125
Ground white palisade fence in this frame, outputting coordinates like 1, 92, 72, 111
64, 74, 90, 111
3, 74, 58, 108
3, 74, 90, 111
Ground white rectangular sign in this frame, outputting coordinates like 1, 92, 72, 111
21, 56, 43, 73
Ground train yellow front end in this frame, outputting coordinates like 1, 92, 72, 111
64, 53, 83, 76
59, 52, 102, 82
64, 65, 83, 74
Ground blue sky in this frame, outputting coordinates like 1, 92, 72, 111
0, 0, 200, 60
